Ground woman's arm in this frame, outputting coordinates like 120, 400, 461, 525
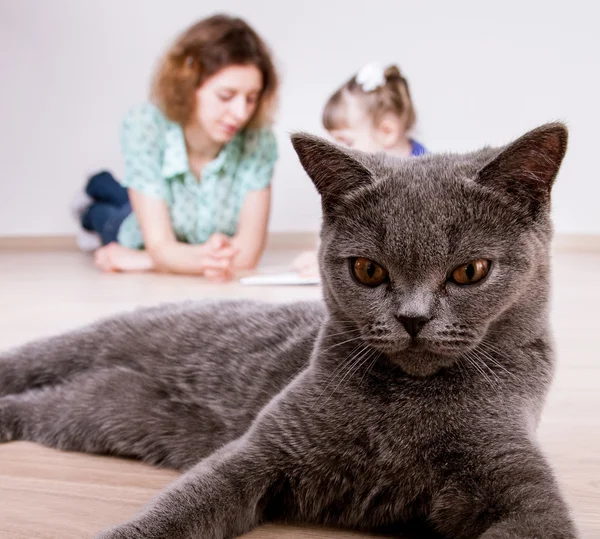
128, 189, 236, 277
230, 186, 271, 270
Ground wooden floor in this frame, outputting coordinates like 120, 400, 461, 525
0, 248, 598, 539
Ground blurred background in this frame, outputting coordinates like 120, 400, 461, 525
1, 0, 599, 239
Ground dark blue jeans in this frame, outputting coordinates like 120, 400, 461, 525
81, 171, 132, 245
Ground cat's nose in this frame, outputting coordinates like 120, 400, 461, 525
396, 315, 431, 338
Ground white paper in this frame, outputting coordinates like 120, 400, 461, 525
240, 272, 320, 286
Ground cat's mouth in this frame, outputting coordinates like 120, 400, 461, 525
387, 347, 461, 377
367, 333, 475, 354
367, 336, 477, 376
410, 337, 476, 354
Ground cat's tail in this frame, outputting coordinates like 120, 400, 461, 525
0, 325, 101, 397
0, 301, 210, 397
0, 311, 147, 397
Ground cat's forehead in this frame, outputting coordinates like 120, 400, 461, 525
371, 150, 490, 188
362, 153, 490, 220
333, 153, 520, 262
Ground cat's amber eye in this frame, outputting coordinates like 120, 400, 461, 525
451, 259, 490, 285
351, 257, 389, 287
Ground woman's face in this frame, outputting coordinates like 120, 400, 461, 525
195, 64, 263, 143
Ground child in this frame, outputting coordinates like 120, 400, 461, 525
323, 62, 425, 156
73, 15, 279, 281
291, 62, 426, 277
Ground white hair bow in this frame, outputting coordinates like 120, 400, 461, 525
355, 63, 386, 92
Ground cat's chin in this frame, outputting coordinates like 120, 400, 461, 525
387, 349, 460, 378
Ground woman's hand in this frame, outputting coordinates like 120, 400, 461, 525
199, 234, 239, 282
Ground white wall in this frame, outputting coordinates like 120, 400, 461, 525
1, 0, 599, 235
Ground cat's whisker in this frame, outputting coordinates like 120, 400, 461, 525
477, 342, 519, 378
320, 346, 375, 404
479, 357, 504, 389
463, 354, 491, 389
321, 328, 362, 340
463, 350, 499, 392
481, 347, 520, 379
480, 355, 504, 388
478, 341, 506, 356
310, 342, 368, 410
326, 321, 359, 330
357, 351, 381, 387
319, 335, 364, 354
316, 320, 357, 336
321, 347, 376, 407
322, 341, 366, 383
476, 344, 517, 380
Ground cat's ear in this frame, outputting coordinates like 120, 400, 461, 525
475, 122, 568, 216
291, 133, 373, 202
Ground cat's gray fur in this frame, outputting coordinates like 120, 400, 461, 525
0, 124, 577, 538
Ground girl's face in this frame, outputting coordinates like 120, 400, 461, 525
329, 124, 384, 153
194, 64, 263, 143
328, 95, 403, 153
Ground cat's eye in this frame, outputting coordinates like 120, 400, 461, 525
451, 259, 490, 285
350, 257, 389, 287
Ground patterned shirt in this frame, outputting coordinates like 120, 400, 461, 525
116, 103, 278, 248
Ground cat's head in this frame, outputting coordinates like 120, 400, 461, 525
292, 124, 568, 376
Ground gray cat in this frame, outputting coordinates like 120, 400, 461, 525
0, 123, 577, 539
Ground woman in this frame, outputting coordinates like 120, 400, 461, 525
76, 15, 279, 281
